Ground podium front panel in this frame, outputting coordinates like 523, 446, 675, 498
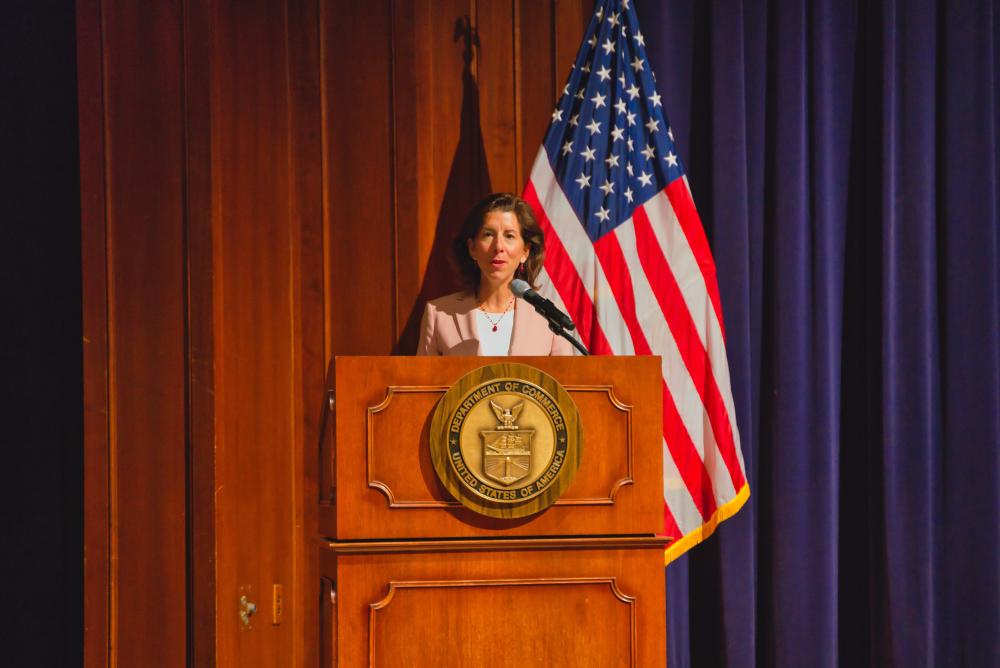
320, 356, 664, 540
319, 537, 667, 667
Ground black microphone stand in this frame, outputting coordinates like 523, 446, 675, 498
547, 320, 590, 356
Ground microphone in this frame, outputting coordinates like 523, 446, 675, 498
511, 279, 575, 331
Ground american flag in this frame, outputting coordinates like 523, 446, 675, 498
522, 0, 749, 563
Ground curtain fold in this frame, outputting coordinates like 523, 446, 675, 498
636, 0, 1000, 665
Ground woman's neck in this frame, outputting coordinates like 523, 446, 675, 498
477, 280, 515, 312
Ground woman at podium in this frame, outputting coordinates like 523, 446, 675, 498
417, 193, 573, 356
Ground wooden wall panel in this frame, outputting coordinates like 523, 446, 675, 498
324, 0, 397, 355
554, 0, 593, 82
182, 0, 217, 660
323, 0, 591, 357
286, 2, 326, 665
391, 0, 490, 353
516, 0, 558, 183
81, 1, 600, 664
477, 0, 519, 193
101, 1, 189, 665
77, 2, 110, 664
210, 0, 301, 663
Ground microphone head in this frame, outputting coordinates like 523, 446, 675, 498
510, 278, 531, 297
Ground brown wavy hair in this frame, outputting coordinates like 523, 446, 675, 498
451, 193, 545, 293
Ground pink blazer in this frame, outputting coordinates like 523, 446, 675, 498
416, 291, 574, 356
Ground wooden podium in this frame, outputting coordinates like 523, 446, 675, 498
318, 356, 667, 666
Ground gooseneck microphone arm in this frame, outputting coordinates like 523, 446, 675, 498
511, 279, 590, 356
546, 320, 591, 356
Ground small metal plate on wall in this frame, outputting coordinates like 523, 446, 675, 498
238, 584, 257, 631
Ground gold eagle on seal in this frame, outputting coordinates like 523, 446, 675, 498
490, 399, 524, 430
484, 399, 532, 485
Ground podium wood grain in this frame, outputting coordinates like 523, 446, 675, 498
319, 356, 666, 666
320, 538, 667, 667
319, 356, 664, 540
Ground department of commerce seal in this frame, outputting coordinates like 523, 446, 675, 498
429, 363, 583, 518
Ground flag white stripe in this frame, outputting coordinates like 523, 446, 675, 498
519, 1, 750, 559
644, 189, 746, 473
535, 149, 742, 507
662, 437, 704, 535
530, 150, 635, 355
613, 218, 738, 505
536, 267, 585, 355
643, 189, 711, 351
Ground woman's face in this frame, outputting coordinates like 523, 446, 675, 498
467, 210, 530, 289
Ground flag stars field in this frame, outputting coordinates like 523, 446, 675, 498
528, 0, 748, 563
541, 0, 694, 237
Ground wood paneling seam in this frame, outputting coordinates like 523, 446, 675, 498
319, 0, 332, 366
513, 0, 523, 187
281, 3, 304, 662
389, 0, 400, 343
96, 1, 119, 663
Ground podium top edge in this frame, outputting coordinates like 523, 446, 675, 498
320, 535, 670, 555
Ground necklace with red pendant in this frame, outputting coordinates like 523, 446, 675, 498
480, 295, 515, 332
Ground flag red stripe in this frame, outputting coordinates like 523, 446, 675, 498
593, 229, 717, 518
633, 203, 747, 491
664, 180, 727, 339
517, 5, 751, 557
523, 182, 593, 340
592, 232, 651, 354
524, 181, 614, 355
663, 499, 682, 541
663, 380, 718, 520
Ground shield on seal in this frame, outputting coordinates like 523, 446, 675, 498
481, 430, 535, 485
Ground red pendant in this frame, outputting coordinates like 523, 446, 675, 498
492, 325, 498, 332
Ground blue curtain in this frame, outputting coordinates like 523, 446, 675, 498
634, 0, 1000, 665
